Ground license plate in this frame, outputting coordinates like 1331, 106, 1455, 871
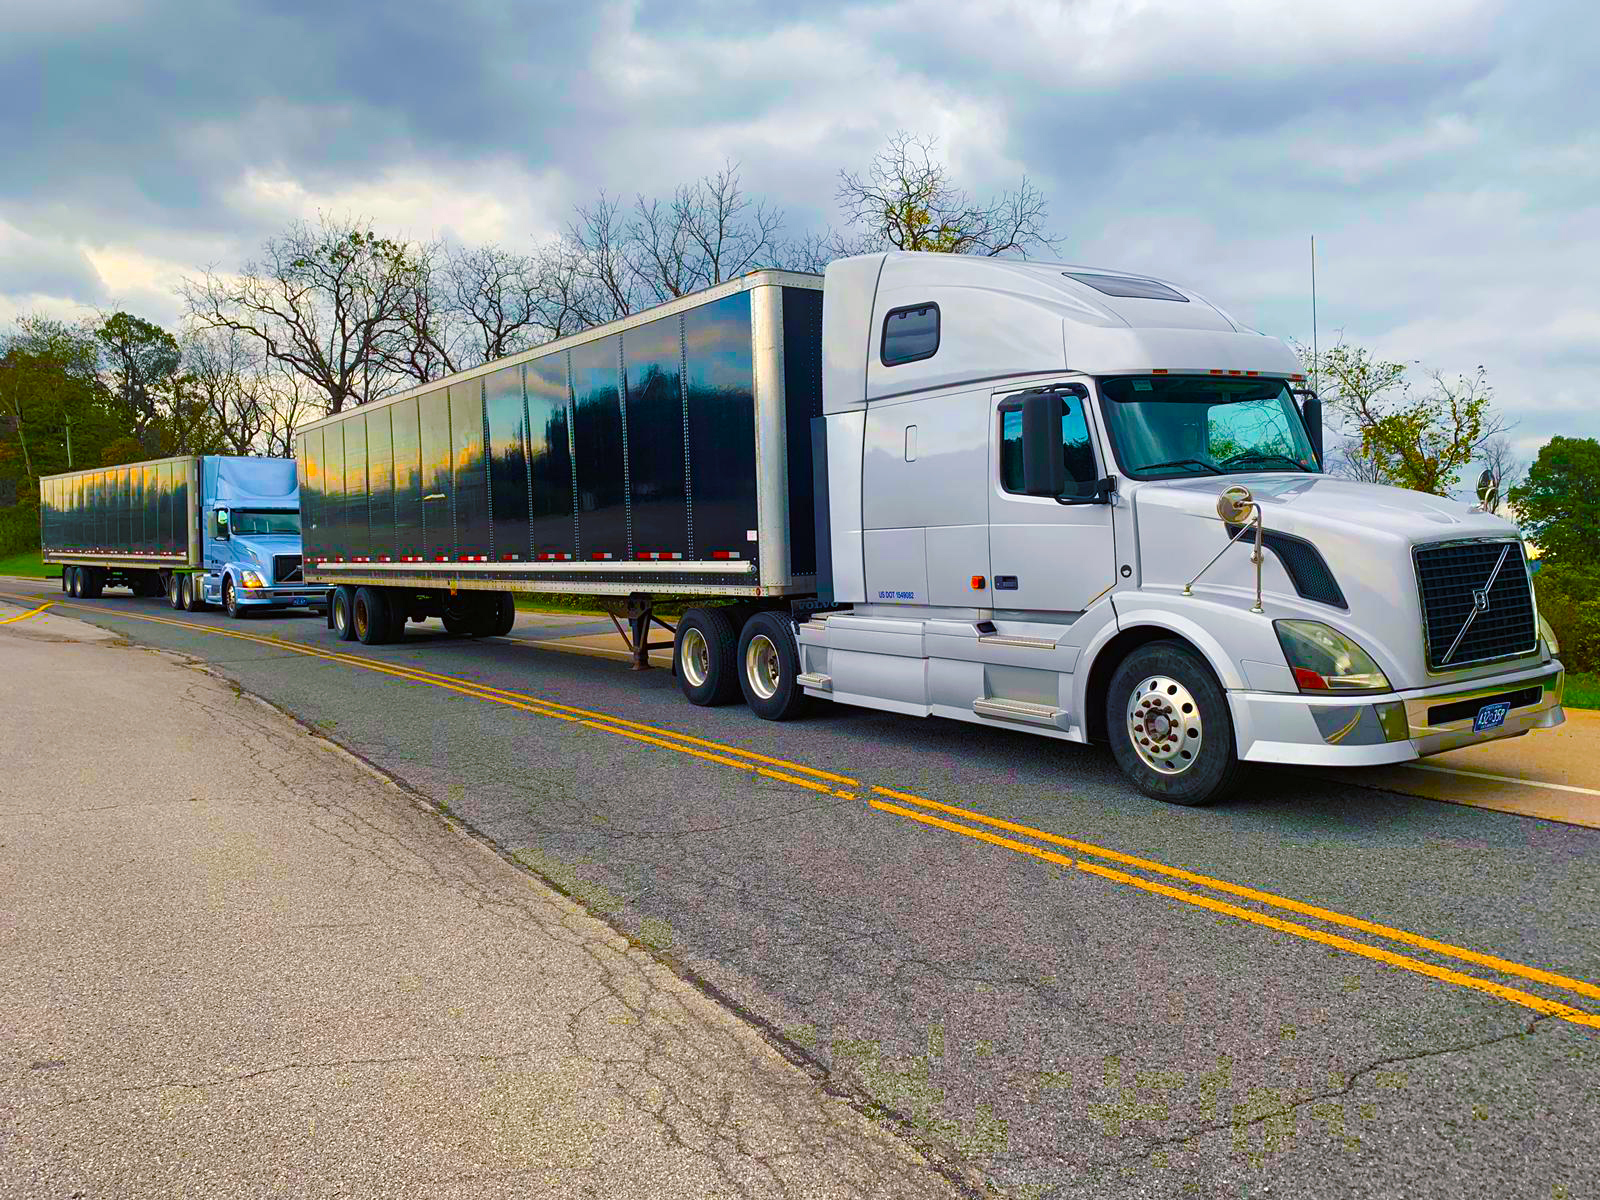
291, 597, 308, 605
1473, 701, 1511, 732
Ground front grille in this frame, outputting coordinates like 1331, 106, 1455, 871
273, 554, 303, 584
1414, 540, 1537, 670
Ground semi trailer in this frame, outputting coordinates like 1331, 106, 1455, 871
39, 455, 325, 617
297, 254, 1565, 805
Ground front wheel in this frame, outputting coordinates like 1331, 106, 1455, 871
1105, 640, 1247, 807
223, 576, 247, 619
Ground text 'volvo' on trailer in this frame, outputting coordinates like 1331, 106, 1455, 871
299, 254, 1565, 807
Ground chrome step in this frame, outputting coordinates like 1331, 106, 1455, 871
797, 672, 833, 692
977, 633, 1058, 650
972, 696, 1067, 727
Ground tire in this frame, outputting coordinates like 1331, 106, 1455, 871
223, 575, 247, 619
736, 610, 809, 720
66, 566, 80, 598
167, 572, 182, 610
674, 607, 741, 706
441, 594, 483, 637
484, 592, 516, 637
182, 573, 206, 611
82, 568, 103, 599
385, 592, 409, 642
353, 586, 390, 645
1106, 639, 1247, 806
330, 585, 357, 641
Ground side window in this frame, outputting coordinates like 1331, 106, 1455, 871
881, 303, 939, 366
999, 388, 1098, 494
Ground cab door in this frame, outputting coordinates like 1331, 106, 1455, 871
987, 382, 1117, 613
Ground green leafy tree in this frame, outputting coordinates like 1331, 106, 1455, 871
1303, 340, 1506, 495
1509, 436, 1600, 565
94, 311, 183, 455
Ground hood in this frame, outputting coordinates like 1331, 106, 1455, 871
1134, 473, 1518, 546
229, 533, 303, 565
1130, 473, 1530, 688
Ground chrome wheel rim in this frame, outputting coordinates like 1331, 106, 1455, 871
225, 580, 236, 613
1126, 674, 1203, 775
745, 634, 780, 701
334, 594, 348, 633
680, 627, 710, 688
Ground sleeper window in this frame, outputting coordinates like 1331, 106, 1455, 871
881, 304, 939, 366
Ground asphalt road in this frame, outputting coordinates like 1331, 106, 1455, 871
4, 577, 1597, 1200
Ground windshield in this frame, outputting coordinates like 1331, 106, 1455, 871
1097, 376, 1320, 480
229, 509, 301, 535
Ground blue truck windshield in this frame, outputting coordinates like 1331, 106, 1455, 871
1098, 376, 1319, 480
230, 510, 301, 535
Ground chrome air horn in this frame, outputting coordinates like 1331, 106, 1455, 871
1183, 484, 1265, 614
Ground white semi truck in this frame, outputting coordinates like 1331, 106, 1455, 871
298, 253, 1565, 805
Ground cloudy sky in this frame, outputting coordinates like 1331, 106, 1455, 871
4, 0, 1596, 465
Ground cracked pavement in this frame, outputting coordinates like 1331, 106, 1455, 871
1, 582, 1597, 1199
0, 608, 964, 1199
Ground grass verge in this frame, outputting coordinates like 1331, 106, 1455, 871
1563, 672, 1599, 711
0, 550, 54, 578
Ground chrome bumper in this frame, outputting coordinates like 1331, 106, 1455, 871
1231, 659, 1565, 767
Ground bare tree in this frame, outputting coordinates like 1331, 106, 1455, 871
566, 191, 638, 323
832, 131, 1060, 258
181, 214, 425, 415
1478, 433, 1524, 499
442, 242, 552, 365
529, 242, 601, 342
259, 363, 318, 458
184, 326, 268, 454
563, 162, 795, 319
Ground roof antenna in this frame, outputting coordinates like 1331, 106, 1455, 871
1310, 235, 1319, 397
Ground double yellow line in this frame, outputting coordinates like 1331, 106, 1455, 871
0, 599, 53, 624
866, 787, 1600, 1029
7, 587, 1599, 1030
0, 592, 859, 800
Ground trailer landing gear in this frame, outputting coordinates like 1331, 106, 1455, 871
606, 592, 677, 672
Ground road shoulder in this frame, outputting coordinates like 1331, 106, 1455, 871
0, 607, 961, 1199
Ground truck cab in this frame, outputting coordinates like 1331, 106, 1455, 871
195, 456, 326, 618
799, 253, 1564, 805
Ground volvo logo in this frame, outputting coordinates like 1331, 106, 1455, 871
1472, 587, 1491, 613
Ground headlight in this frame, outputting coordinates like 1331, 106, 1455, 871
1539, 614, 1560, 657
1274, 620, 1392, 693
240, 570, 267, 589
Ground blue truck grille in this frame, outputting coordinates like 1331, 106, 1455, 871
1414, 539, 1537, 670
273, 554, 303, 584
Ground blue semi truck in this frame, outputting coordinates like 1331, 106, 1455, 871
38, 455, 326, 618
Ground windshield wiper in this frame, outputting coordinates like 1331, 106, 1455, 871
1219, 451, 1311, 472
1136, 458, 1219, 475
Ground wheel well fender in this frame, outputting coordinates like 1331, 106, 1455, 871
1080, 612, 1244, 744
